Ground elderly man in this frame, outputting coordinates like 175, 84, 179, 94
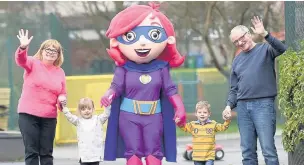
222, 16, 287, 165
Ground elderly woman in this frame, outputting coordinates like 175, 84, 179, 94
15, 29, 66, 165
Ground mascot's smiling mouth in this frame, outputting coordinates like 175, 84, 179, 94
135, 49, 151, 57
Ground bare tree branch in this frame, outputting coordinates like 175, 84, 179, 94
263, 1, 271, 30
203, 2, 230, 78
214, 6, 228, 25
203, 2, 217, 34
188, 2, 230, 78
239, 6, 250, 25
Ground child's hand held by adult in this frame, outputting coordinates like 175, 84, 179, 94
58, 95, 67, 108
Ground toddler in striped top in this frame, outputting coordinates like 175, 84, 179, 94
175, 101, 231, 165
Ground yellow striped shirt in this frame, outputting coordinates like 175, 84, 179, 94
179, 119, 231, 161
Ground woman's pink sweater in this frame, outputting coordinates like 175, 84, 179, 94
15, 47, 66, 118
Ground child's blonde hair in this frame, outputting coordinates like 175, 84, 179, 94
77, 98, 95, 111
33, 39, 64, 67
195, 101, 211, 112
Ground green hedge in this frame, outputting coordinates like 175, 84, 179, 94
279, 43, 304, 152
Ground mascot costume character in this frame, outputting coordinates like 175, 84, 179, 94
100, 2, 187, 165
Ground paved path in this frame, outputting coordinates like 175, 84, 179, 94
0, 130, 288, 165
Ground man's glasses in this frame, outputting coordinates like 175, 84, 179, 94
233, 32, 248, 46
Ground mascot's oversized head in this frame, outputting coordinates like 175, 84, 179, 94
105, 2, 184, 68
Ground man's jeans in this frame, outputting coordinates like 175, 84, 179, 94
237, 97, 279, 165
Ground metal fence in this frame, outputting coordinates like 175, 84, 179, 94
1, 1, 296, 131
285, 1, 304, 49
0, 12, 230, 130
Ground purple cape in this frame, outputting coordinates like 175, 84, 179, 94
103, 60, 177, 162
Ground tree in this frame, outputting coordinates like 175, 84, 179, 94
163, 1, 284, 79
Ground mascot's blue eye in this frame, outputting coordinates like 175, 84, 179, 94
124, 31, 136, 42
148, 29, 162, 41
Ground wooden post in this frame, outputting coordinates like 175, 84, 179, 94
177, 82, 183, 98
197, 80, 204, 101
6, 36, 16, 130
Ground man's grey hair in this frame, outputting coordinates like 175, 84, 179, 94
229, 25, 251, 41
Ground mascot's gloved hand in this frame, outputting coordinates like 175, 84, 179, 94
169, 94, 186, 126
100, 89, 115, 107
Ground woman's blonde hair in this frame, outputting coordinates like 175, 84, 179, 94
77, 98, 95, 111
33, 39, 64, 67
195, 101, 211, 112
